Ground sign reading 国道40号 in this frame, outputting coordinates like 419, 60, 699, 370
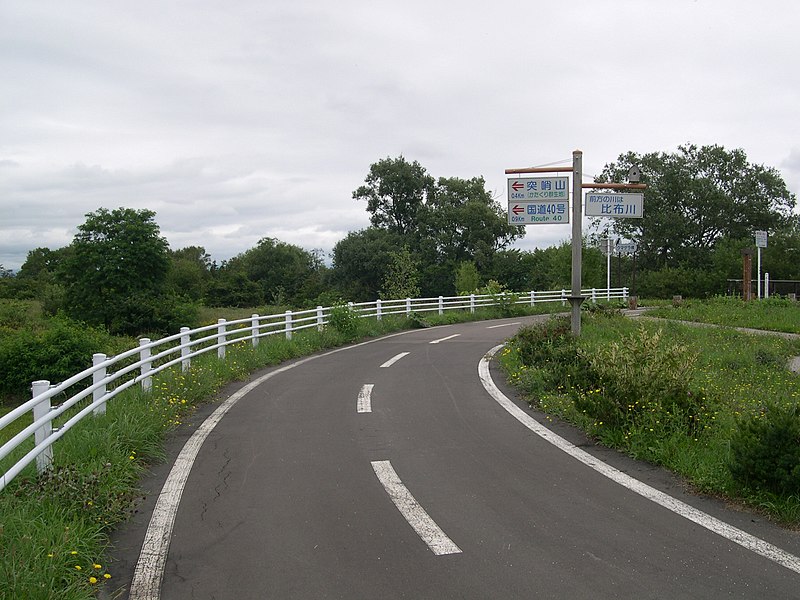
507, 177, 570, 225
585, 192, 644, 218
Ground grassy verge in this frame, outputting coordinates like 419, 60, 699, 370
499, 306, 800, 526
647, 295, 800, 334
1, 302, 567, 599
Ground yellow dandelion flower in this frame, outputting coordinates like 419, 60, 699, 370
93, 563, 102, 570
104, 573, 112, 579
75, 565, 82, 570
89, 576, 98, 584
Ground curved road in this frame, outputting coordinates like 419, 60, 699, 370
108, 317, 800, 599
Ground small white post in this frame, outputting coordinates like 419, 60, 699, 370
32, 380, 53, 474
180, 327, 191, 372
438, 296, 444, 315
530, 290, 535, 306
251, 314, 259, 348
405, 298, 411, 316
376, 299, 382, 321
757, 246, 762, 299
92, 353, 107, 415
623, 287, 629, 302
561, 289, 567, 307
765, 272, 770, 299
285, 310, 293, 340
591, 288, 597, 304
217, 319, 227, 359
470, 293, 475, 313
139, 338, 152, 392
317, 306, 324, 332
606, 238, 612, 300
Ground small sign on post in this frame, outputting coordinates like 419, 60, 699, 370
585, 193, 644, 218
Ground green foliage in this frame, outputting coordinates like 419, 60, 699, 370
205, 271, 264, 308
380, 247, 420, 300
596, 144, 797, 272
455, 261, 480, 294
331, 228, 404, 301
327, 304, 360, 341
353, 156, 434, 235
729, 403, 800, 495
0, 316, 124, 403
60, 208, 177, 335
576, 326, 702, 429
477, 279, 520, 317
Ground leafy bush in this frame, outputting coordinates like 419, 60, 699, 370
327, 304, 360, 341
728, 403, 800, 495
0, 316, 123, 404
576, 326, 701, 428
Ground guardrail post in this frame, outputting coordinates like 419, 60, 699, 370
217, 319, 227, 360
180, 327, 191, 372
530, 290, 536, 306
31, 380, 53, 474
317, 306, 324, 332
438, 296, 444, 315
92, 353, 107, 415
405, 298, 411, 316
591, 288, 597, 304
251, 314, 259, 348
765, 272, 770, 299
285, 310, 293, 340
139, 338, 152, 392
623, 287, 629, 302
470, 294, 475, 313
561, 289, 567, 306
376, 299, 382, 321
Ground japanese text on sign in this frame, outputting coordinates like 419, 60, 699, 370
507, 201, 569, 225
584, 193, 644, 218
508, 177, 569, 201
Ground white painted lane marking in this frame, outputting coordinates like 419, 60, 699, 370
129, 329, 418, 600
358, 384, 374, 413
429, 334, 461, 344
486, 322, 521, 329
371, 460, 461, 556
380, 352, 410, 368
478, 345, 800, 576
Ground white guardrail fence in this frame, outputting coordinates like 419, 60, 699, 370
0, 287, 627, 491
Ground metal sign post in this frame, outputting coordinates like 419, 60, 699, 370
505, 151, 646, 337
755, 231, 767, 299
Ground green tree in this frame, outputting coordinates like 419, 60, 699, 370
380, 247, 420, 299
455, 261, 480, 294
353, 156, 434, 235
224, 237, 321, 305
61, 207, 175, 334
331, 228, 405, 301
166, 246, 213, 301
595, 144, 796, 270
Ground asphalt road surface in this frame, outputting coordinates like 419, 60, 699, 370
107, 317, 800, 599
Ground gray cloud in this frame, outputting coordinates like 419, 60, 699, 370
1, 0, 799, 271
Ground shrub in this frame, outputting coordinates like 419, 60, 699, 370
327, 304, 359, 341
728, 403, 800, 495
576, 326, 701, 428
0, 316, 121, 404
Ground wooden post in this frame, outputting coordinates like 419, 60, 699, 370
742, 248, 753, 301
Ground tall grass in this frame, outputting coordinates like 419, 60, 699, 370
500, 307, 800, 525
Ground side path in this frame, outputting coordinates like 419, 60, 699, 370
104, 316, 800, 599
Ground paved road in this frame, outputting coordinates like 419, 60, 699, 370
108, 317, 800, 599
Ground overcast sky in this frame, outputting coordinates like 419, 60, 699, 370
2, 0, 799, 271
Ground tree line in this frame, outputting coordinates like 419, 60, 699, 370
1, 146, 798, 336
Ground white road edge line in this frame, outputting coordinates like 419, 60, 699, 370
478, 345, 800, 576
358, 384, 374, 413
371, 460, 462, 556
128, 329, 418, 600
486, 322, 521, 329
429, 334, 461, 344
380, 352, 410, 368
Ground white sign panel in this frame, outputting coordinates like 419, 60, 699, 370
508, 201, 569, 225
755, 230, 768, 248
508, 177, 569, 201
585, 193, 644, 218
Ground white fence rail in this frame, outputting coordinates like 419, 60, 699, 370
0, 287, 627, 491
